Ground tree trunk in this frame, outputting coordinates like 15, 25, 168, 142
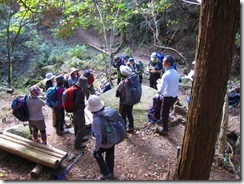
217, 93, 229, 155
174, 0, 239, 180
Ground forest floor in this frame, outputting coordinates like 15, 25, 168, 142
0, 27, 241, 181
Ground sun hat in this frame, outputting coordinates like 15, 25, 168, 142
70, 68, 79, 75
45, 73, 55, 81
120, 65, 133, 77
75, 77, 88, 89
86, 95, 105, 112
55, 75, 64, 83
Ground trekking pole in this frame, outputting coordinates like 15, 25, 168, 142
56, 152, 84, 180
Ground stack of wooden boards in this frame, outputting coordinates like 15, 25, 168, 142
0, 131, 68, 169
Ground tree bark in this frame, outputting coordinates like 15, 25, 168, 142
174, 0, 239, 180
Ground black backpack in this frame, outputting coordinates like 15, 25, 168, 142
95, 106, 126, 145
11, 95, 29, 122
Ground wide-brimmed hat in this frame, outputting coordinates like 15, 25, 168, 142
70, 68, 79, 75
120, 65, 132, 77
45, 73, 55, 81
75, 77, 88, 89
86, 95, 105, 112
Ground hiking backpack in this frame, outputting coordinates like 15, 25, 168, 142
62, 85, 78, 112
45, 86, 59, 108
123, 74, 142, 105
147, 94, 162, 123
135, 61, 144, 75
11, 95, 29, 122
95, 106, 126, 145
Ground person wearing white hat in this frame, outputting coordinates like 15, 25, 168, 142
45, 72, 56, 128
86, 95, 115, 180
116, 65, 138, 133
146, 52, 163, 89
45, 72, 55, 91
68, 67, 80, 87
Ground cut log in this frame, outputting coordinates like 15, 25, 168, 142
30, 164, 44, 178
0, 134, 64, 159
3, 131, 67, 157
0, 137, 60, 169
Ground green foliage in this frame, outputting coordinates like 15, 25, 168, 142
235, 32, 240, 48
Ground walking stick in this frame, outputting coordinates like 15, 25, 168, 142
56, 152, 84, 180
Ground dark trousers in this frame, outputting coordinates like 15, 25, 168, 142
139, 75, 142, 84
120, 104, 134, 129
160, 96, 178, 131
93, 146, 115, 175
54, 107, 65, 132
73, 109, 86, 147
149, 73, 161, 89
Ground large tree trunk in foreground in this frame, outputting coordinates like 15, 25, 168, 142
174, 0, 239, 180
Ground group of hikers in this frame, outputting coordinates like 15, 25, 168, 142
20, 52, 192, 180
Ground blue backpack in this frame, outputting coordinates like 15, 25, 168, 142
95, 106, 126, 145
123, 74, 142, 105
46, 86, 59, 108
11, 95, 29, 122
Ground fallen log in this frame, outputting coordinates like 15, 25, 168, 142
0, 137, 60, 169
30, 164, 44, 178
3, 131, 67, 157
0, 134, 64, 159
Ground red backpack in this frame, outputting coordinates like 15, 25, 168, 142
62, 85, 78, 112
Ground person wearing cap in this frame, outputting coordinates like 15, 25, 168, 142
72, 77, 89, 149
126, 57, 144, 84
68, 68, 80, 87
146, 52, 163, 89
156, 55, 179, 136
115, 65, 136, 133
112, 55, 126, 85
86, 95, 115, 180
53, 75, 66, 136
26, 85, 48, 144
45, 72, 55, 91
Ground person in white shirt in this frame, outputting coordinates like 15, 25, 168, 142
156, 55, 179, 135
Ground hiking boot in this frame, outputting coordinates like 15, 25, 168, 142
99, 173, 113, 180
81, 137, 89, 143
127, 128, 134, 133
156, 126, 168, 136
74, 144, 86, 149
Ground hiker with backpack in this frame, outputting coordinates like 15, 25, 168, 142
83, 69, 95, 97
126, 58, 144, 84
86, 95, 123, 180
44, 72, 56, 128
70, 77, 89, 149
112, 55, 126, 85
116, 65, 142, 133
26, 85, 48, 144
146, 52, 163, 89
68, 68, 80, 87
156, 55, 179, 136
53, 75, 67, 136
